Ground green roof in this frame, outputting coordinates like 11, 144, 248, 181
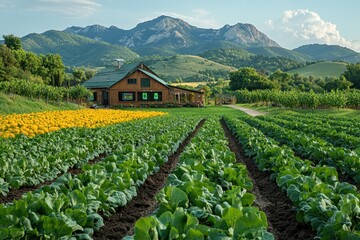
82, 63, 139, 88
82, 63, 170, 89
138, 69, 169, 87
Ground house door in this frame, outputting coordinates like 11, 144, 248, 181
102, 90, 109, 105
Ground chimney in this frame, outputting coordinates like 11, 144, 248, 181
113, 58, 125, 70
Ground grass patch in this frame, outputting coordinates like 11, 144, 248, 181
0, 93, 83, 115
287, 61, 347, 78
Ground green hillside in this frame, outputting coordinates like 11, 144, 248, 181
0, 93, 82, 115
22, 30, 139, 67
246, 46, 312, 62
144, 55, 236, 82
287, 61, 347, 77
199, 48, 307, 73
293, 44, 360, 63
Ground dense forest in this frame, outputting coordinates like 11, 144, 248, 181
0, 35, 92, 102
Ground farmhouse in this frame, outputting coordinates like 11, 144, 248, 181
83, 60, 205, 107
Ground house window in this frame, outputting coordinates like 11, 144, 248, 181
118, 92, 135, 101
141, 78, 150, 88
127, 78, 137, 84
138, 92, 162, 101
142, 92, 148, 100
91, 92, 97, 101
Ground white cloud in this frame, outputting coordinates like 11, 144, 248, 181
0, 0, 101, 17
267, 9, 360, 51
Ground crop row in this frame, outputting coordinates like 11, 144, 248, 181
243, 116, 360, 184
129, 117, 273, 239
260, 115, 360, 150
224, 116, 360, 239
0, 116, 201, 239
0, 114, 183, 196
278, 113, 360, 137
234, 89, 360, 109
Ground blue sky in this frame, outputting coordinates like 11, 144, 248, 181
1, 0, 359, 51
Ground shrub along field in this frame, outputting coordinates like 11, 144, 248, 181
0, 107, 359, 239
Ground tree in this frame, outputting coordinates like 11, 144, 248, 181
0, 45, 18, 80
229, 67, 277, 91
72, 67, 86, 83
41, 54, 65, 87
3, 34, 22, 50
324, 76, 352, 91
85, 69, 96, 80
13, 50, 41, 74
342, 63, 360, 89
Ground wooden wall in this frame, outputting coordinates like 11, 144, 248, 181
89, 70, 205, 107
109, 71, 171, 106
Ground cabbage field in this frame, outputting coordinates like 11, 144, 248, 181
0, 108, 359, 239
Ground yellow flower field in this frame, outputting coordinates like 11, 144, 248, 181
0, 109, 167, 138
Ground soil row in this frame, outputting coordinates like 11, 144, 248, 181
94, 118, 316, 240
220, 118, 315, 240
93, 119, 206, 239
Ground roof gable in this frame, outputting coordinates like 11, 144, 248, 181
138, 69, 169, 87
82, 62, 169, 89
82, 62, 140, 88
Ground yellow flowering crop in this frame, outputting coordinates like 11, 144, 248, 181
0, 109, 167, 138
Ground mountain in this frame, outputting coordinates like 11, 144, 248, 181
293, 44, 360, 63
64, 15, 280, 56
21, 30, 139, 66
64, 24, 126, 44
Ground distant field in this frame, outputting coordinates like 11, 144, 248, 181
171, 82, 207, 87
287, 61, 347, 77
171, 80, 230, 88
148, 55, 236, 82
239, 103, 360, 119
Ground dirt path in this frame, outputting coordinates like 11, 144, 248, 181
221, 119, 315, 240
93, 119, 205, 240
226, 105, 266, 117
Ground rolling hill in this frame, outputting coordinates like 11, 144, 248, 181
21, 30, 139, 66
246, 46, 312, 62
293, 44, 360, 63
140, 54, 237, 82
199, 48, 307, 73
287, 61, 348, 77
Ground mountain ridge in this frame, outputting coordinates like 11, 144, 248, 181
64, 15, 280, 55
21, 30, 139, 66
16, 15, 360, 69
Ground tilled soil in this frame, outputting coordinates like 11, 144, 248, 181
220, 118, 316, 240
93, 119, 205, 240
0, 153, 107, 204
